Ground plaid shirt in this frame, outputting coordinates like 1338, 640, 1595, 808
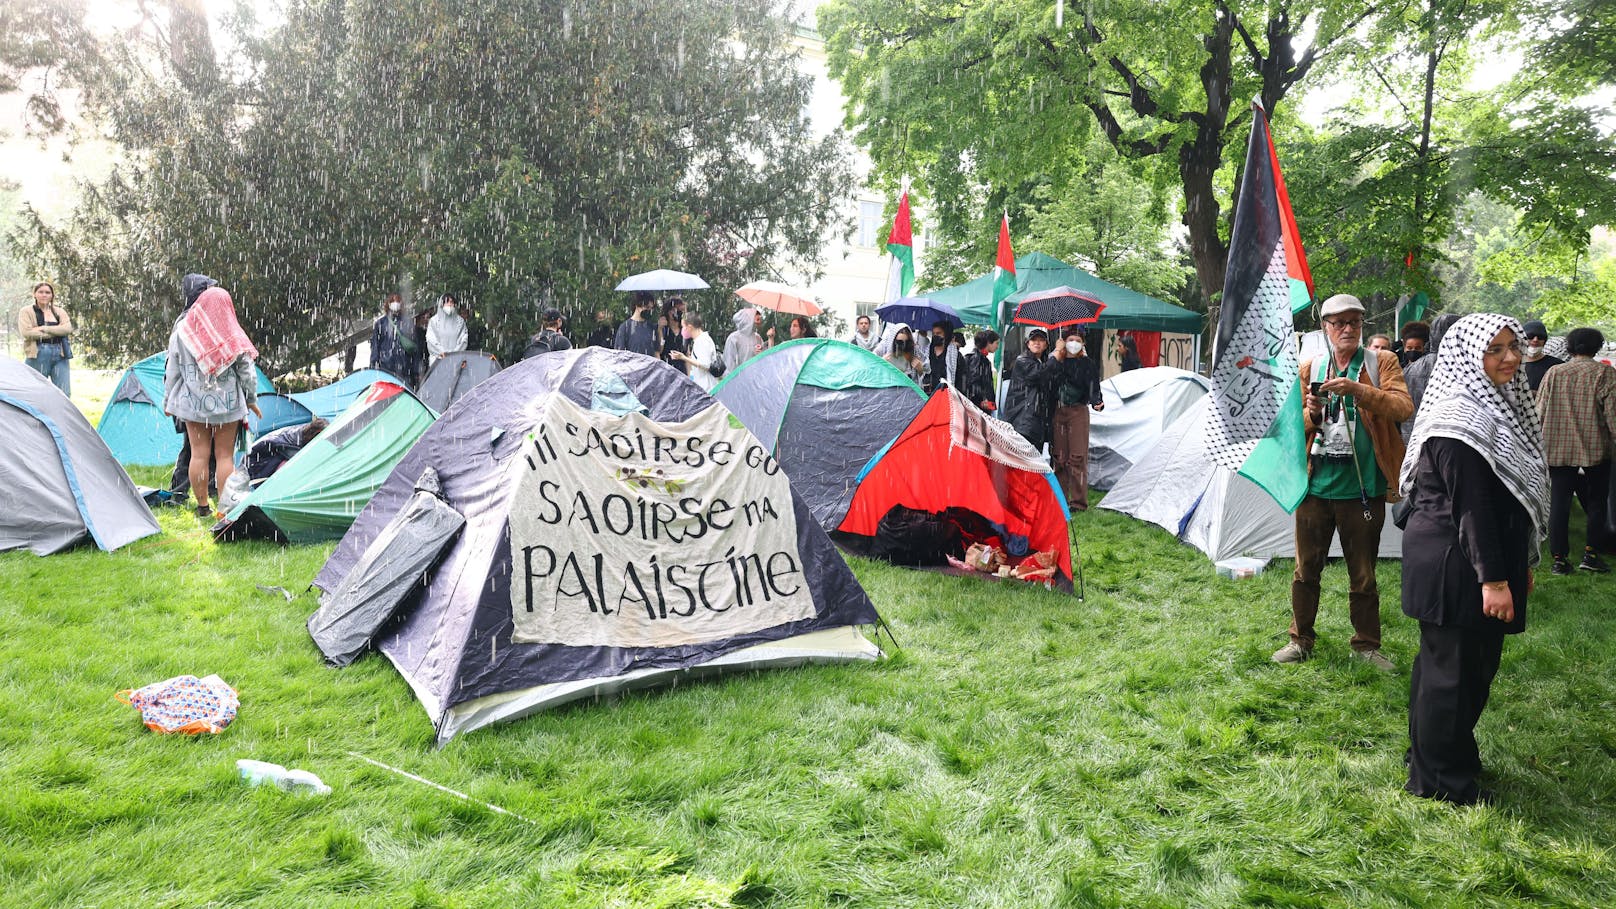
1535, 357, 1616, 467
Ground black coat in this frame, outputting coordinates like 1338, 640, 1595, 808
1401, 437, 1531, 633
958, 351, 996, 411
1001, 351, 1060, 448
1054, 355, 1103, 407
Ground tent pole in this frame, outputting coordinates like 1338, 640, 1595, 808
1070, 524, 1085, 600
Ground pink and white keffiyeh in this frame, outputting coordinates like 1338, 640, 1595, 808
178, 286, 258, 377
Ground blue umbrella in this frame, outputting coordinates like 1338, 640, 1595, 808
614, 269, 711, 292
876, 296, 963, 333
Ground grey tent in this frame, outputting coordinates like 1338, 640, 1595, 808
416, 351, 501, 414
308, 467, 465, 667
0, 357, 160, 555
712, 338, 927, 530
314, 349, 883, 743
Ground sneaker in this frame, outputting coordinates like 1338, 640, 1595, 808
1271, 640, 1311, 664
1353, 648, 1396, 671
195, 504, 213, 520
1551, 556, 1574, 576
1579, 551, 1610, 574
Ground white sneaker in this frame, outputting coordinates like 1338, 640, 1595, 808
1271, 641, 1311, 664
1353, 648, 1395, 672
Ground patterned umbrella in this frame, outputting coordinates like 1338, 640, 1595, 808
1011, 286, 1107, 329
875, 296, 963, 333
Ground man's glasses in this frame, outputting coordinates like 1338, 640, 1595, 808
1323, 318, 1363, 330
1524, 334, 1546, 341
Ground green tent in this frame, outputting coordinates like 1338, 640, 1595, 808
927, 252, 1203, 334
220, 380, 436, 543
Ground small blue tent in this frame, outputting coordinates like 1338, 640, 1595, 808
247, 394, 317, 437
97, 353, 274, 466
290, 368, 404, 422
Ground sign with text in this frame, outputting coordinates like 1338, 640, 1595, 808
508, 395, 816, 648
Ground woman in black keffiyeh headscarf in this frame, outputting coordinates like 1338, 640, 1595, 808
1398, 313, 1548, 806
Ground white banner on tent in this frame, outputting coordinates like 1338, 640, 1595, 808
507, 395, 816, 648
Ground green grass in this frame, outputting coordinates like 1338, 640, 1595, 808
3, 476, 1615, 907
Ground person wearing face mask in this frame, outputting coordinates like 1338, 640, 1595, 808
370, 293, 416, 379
1399, 321, 1430, 366
661, 299, 689, 372
921, 322, 959, 394
1519, 320, 1562, 393
427, 293, 468, 360
1001, 328, 1063, 452
880, 324, 926, 383
1401, 313, 1463, 445
958, 330, 1000, 413
615, 291, 661, 357
586, 309, 615, 349
1049, 327, 1105, 510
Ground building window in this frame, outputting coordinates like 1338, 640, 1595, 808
857, 200, 883, 248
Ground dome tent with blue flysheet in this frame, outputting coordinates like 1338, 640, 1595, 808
313, 349, 883, 743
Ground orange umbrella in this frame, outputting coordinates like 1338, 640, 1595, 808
734, 280, 822, 316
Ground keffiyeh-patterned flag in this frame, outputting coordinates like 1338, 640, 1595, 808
1205, 100, 1312, 513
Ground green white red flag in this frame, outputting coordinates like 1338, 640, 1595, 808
883, 191, 915, 302
991, 213, 1016, 312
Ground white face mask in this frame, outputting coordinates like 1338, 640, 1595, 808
442, 305, 455, 316
388, 301, 401, 313
1526, 343, 1544, 357
1065, 340, 1083, 355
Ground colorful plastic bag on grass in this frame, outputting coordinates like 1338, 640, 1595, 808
117, 674, 239, 734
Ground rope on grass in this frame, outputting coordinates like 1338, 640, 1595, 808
344, 751, 537, 825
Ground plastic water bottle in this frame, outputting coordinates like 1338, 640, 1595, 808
236, 759, 331, 795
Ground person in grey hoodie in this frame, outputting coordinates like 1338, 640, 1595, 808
426, 293, 468, 360
725, 307, 764, 371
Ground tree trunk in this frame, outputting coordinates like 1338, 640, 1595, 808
1181, 15, 1235, 308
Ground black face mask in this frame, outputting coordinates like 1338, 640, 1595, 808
1403, 349, 1425, 362
894, 339, 913, 354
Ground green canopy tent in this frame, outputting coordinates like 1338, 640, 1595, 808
927, 252, 1203, 334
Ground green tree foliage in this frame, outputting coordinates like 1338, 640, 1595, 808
11, 0, 853, 369
819, 0, 1383, 306
1266, 0, 1616, 316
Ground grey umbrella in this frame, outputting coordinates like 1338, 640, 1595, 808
614, 269, 711, 292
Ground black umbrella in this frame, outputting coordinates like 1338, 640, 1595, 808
1011, 286, 1107, 329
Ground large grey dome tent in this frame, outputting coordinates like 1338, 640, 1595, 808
0, 357, 159, 555
313, 349, 883, 743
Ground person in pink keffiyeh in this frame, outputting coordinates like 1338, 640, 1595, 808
164, 285, 262, 521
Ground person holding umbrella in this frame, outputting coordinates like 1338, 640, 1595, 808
1001, 328, 1062, 452
1050, 327, 1105, 510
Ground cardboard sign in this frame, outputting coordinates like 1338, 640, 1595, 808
508, 395, 816, 648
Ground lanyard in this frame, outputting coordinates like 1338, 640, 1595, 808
1325, 349, 1373, 522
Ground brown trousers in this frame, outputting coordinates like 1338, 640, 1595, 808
1051, 404, 1091, 511
1290, 494, 1386, 652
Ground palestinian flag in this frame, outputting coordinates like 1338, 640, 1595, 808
1262, 116, 1316, 314
1205, 100, 1311, 513
991, 213, 1017, 313
884, 191, 915, 302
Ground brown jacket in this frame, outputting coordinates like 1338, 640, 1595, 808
1300, 348, 1414, 502
18, 304, 74, 359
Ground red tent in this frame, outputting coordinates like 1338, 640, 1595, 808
837, 386, 1076, 593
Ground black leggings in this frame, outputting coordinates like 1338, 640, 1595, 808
1549, 462, 1611, 557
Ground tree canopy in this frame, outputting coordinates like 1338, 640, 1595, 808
9, 0, 853, 369
820, 0, 1614, 321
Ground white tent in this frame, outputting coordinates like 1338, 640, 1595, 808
1090, 366, 1211, 490
1100, 396, 1402, 561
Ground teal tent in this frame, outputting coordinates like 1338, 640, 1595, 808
97, 353, 274, 466
927, 252, 1203, 334
220, 380, 436, 543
